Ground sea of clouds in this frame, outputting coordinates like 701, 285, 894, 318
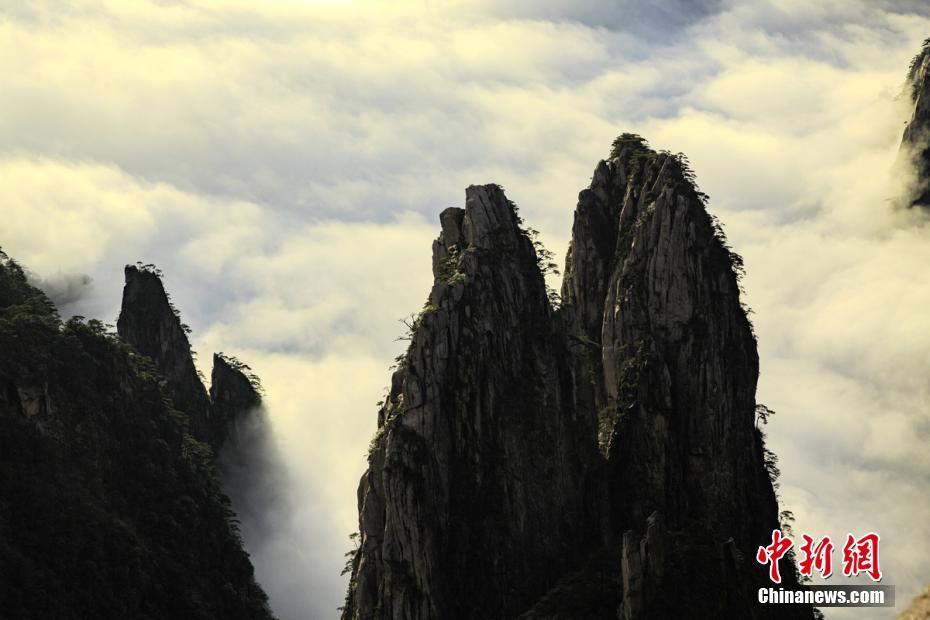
2, 1, 930, 617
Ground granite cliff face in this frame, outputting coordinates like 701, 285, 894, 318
0, 253, 272, 619
902, 38, 930, 207
345, 185, 601, 619
563, 136, 796, 618
344, 138, 809, 619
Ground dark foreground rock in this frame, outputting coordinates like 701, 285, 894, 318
0, 252, 273, 619
117, 265, 263, 449
345, 185, 601, 619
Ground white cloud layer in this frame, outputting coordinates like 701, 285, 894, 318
3, 1, 930, 618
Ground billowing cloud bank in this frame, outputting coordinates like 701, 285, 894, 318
2, 1, 930, 617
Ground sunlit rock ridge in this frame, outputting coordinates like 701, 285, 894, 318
341, 137, 813, 619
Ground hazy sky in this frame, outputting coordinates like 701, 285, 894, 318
3, 1, 930, 618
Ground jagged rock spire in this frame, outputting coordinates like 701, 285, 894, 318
562, 136, 805, 618
117, 264, 261, 449
211, 352, 262, 445
0, 252, 274, 619
117, 264, 214, 441
344, 184, 600, 620
344, 140, 810, 619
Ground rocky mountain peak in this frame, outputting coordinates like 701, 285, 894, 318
117, 264, 261, 450
117, 264, 213, 440
461, 184, 524, 249
345, 184, 599, 620
567, 139, 801, 617
211, 353, 263, 445
344, 136, 810, 619
431, 184, 532, 285
902, 38, 930, 207
0, 252, 273, 619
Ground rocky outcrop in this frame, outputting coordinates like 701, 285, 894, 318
563, 135, 803, 618
343, 138, 810, 619
902, 38, 930, 207
0, 251, 273, 619
117, 265, 261, 449
211, 353, 262, 445
117, 264, 214, 442
344, 185, 601, 619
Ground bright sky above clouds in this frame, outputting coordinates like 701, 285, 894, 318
3, 1, 930, 618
